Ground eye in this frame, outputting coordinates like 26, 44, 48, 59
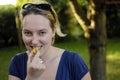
39, 31, 46, 36
24, 31, 32, 36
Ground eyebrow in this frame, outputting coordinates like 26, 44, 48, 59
22, 29, 31, 32
22, 28, 47, 32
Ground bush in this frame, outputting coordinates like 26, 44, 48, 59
0, 5, 18, 46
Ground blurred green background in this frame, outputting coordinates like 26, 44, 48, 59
0, 0, 120, 80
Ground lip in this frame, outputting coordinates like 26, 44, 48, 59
30, 45, 43, 50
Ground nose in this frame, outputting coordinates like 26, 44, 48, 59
31, 35, 40, 46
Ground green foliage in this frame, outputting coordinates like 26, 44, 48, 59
48, 0, 84, 40
47, 0, 71, 31
16, 0, 31, 8
0, 5, 17, 46
77, 0, 87, 6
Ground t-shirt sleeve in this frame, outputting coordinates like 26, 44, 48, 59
70, 52, 89, 79
8, 55, 21, 78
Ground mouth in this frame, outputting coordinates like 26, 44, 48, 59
30, 45, 43, 51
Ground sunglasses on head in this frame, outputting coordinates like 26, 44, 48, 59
22, 3, 51, 11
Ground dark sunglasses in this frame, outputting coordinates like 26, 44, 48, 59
22, 3, 51, 11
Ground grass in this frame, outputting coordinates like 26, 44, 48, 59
0, 39, 120, 80
106, 39, 120, 80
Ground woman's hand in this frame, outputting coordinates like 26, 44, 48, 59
26, 50, 46, 79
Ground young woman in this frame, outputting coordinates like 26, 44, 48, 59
8, 0, 91, 80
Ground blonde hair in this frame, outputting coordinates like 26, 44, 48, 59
20, 0, 66, 37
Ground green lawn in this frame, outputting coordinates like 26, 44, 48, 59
106, 39, 120, 80
0, 39, 120, 80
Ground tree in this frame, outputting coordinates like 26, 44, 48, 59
69, 0, 107, 80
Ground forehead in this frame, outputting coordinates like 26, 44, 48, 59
22, 14, 51, 28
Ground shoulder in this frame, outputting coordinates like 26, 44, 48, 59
62, 50, 87, 66
9, 52, 27, 79
9, 52, 28, 71
15, 52, 27, 57
13, 52, 27, 58
65, 50, 88, 65
63, 50, 83, 61
10, 52, 27, 63
63, 50, 89, 79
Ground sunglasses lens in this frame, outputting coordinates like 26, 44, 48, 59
22, 3, 51, 10
37, 4, 51, 10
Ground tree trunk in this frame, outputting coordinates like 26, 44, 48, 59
69, 0, 107, 80
15, 8, 22, 52
88, 0, 107, 80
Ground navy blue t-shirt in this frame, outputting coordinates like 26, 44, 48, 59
9, 50, 88, 80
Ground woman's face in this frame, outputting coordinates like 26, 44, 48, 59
22, 14, 55, 54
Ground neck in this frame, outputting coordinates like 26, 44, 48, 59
41, 46, 56, 63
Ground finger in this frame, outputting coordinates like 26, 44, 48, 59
30, 51, 42, 64
34, 50, 41, 59
28, 52, 35, 63
30, 46, 43, 63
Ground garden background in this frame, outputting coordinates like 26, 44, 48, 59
0, 0, 120, 80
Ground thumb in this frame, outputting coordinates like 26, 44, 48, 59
27, 53, 35, 64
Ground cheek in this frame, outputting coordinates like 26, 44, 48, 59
41, 35, 53, 44
22, 35, 31, 44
